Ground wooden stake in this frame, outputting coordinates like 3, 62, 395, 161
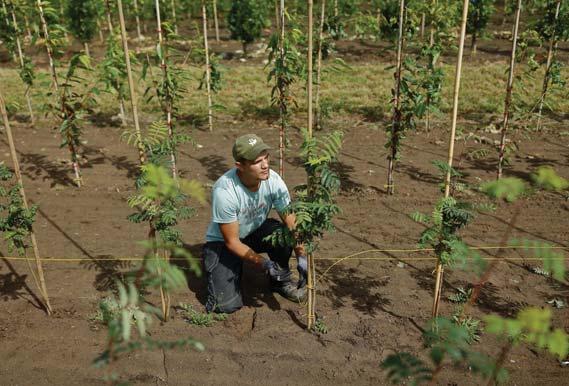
105, 0, 114, 33
117, 0, 146, 166
497, 0, 522, 179
97, 18, 105, 42
0, 90, 52, 315
432, 0, 469, 319
155, 0, 178, 179
306, 0, 315, 330
202, 0, 214, 132
84, 42, 90, 57
536, 0, 561, 131
420, 12, 425, 40
133, 0, 143, 39
386, 0, 405, 196
9, 3, 35, 124
314, 0, 326, 131
212, 0, 219, 41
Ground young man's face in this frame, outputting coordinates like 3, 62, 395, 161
237, 152, 270, 181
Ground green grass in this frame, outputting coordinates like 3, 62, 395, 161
1, 60, 567, 128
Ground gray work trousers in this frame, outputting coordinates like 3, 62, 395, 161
203, 218, 293, 313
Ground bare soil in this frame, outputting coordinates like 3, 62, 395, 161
1, 27, 569, 386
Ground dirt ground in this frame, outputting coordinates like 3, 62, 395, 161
1, 25, 569, 386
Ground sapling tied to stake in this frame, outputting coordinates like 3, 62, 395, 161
431, 0, 470, 318
99, 23, 132, 127
93, 188, 206, 384
497, 0, 522, 179
0, 89, 52, 314
266, 0, 303, 177
534, 0, 567, 130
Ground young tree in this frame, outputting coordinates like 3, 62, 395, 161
497, 0, 522, 179
227, 0, 266, 55
432, 0, 470, 318
65, 0, 99, 56
534, 0, 567, 130
466, 0, 494, 55
0, 89, 52, 315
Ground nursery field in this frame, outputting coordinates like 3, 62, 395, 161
2, 1, 569, 385
1, 57, 569, 385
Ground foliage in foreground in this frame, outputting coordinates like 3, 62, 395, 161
0, 163, 37, 256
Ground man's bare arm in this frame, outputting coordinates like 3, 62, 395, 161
219, 221, 265, 266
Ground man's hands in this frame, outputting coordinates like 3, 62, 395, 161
297, 255, 308, 289
262, 257, 290, 281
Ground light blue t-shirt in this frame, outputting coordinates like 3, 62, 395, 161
205, 168, 291, 242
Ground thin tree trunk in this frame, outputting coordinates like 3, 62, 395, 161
133, 0, 143, 39
9, 5, 34, 124
0, 90, 52, 315
117, 0, 146, 166
171, 0, 178, 35
432, 0, 469, 319
213, 0, 219, 41
536, 0, 561, 131
36, 0, 59, 92
471, 30, 477, 55
497, 0, 522, 179
386, 0, 405, 196
155, 0, 178, 179
202, 1, 214, 132
306, 0, 315, 331
275, 0, 280, 33
333, 0, 338, 17
314, 0, 326, 131
84, 42, 90, 57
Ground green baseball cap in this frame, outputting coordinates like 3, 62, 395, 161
232, 134, 271, 161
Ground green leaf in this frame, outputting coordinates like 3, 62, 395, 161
480, 178, 527, 202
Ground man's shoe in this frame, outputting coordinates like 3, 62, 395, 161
271, 280, 307, 303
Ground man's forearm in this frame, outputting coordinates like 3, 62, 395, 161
225, 239, 265, 266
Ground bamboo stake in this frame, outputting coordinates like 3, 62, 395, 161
119, 97, 127, 126
278, 0, 285, 177
432, 0, 469, 319
133, 0, 143, 39
154, 0, 178, 179
105, 0, 113, 33
170, 0, 178, 35
274, 0, 279, 32
23, 14, 32, 41
536, 0, 561, 131
386, 0, 405, 196
36, 0, 59, 92
314, 0, 326, 131
306, 0, 315, 330
84, 42, 90, 57
117, 0, 146, 165
97, 18, 105, 42
420, 12, 425, 40
0, 90, 52, 315
212, 0, 219, 41
497, 0, 522, 180
333, 0, 337, 17
9, 3, 35, 124
202, 0, 214, 132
